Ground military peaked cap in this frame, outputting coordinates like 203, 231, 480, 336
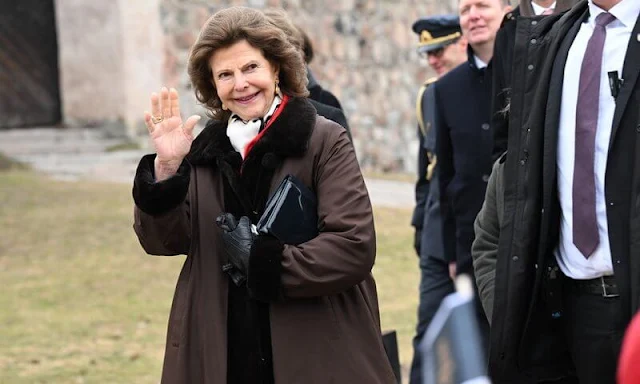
412, 15, 462, 53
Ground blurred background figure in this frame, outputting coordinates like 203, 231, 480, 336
298, 28, 344, 111
409, 14, 467, 384
263, 9, 351, 139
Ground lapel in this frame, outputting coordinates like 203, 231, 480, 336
609, 14, 640, 151
520, 1, 535, 17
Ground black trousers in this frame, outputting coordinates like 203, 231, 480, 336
561, 281, 626, 384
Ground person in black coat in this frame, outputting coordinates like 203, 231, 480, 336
483, 1, 640, 382
490, 0, 578, 161
408, 15, 468, 384
434, 0, 511, 349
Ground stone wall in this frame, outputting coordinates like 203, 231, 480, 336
55, 0, 465, 172
55, 0, 125, 125
55, 0, 163, 137
159, 0, 462, 173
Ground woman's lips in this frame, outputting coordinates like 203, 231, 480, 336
235, 92, 259, 104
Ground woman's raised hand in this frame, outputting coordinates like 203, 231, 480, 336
144, 87, 201, 181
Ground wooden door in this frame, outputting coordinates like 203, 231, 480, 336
0, 0, 61, 128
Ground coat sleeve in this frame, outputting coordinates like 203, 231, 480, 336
262, 129, 376, 299
471, 156, 504, 324
435, 83, 457, 263
132, 154, 192, 256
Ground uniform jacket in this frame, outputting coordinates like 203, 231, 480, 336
435, 47, 493, 271
491, 2, 640, 381
412, 79, 445, 261
132, 97, 396, 384
490, 0, 578, 161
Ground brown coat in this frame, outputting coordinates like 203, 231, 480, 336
132, 97, 396, 384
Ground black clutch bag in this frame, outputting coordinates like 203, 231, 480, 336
256, 175, 318, 245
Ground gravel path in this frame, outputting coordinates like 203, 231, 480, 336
0, 128, 415, 208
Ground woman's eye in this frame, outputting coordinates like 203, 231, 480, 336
247, 64, 258, 71
218, 72, 230, 80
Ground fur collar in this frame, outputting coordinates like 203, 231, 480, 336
187, 97, 316, 168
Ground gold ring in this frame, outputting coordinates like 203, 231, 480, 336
151, 115, 164, 124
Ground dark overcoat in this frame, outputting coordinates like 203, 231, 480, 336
491, 2, 640, 382
132, 97, 396, 384
490, 0, 578, 161
434, 48, 493, 272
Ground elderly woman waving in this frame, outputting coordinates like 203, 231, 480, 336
132, 6, 395, 384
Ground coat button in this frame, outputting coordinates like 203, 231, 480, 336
528, 64, 535, 71
481, 123, 490, 130
512, 256, 519, 261
482, 174, 490, 182
530, 38, 537, 44
531, 20, 538, 25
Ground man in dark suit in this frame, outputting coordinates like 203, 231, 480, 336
408, 15, 468, 384
433, 0, 510, 347
487, 0, 640, 382
490, 0, 578, 161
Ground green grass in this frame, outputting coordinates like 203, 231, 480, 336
0, 153, 28, 171
0, 170, 418, 383
104, 141, 141, 152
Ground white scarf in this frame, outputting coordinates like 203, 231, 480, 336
226, 96, 282, 158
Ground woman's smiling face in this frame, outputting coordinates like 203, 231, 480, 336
210, 39, 279, 121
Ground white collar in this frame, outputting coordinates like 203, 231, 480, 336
531, 1, 556, 15
226, 95, 282, 158
474, 55, 488, 69
588, 0, 640, 30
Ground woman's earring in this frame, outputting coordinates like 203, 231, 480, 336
222, 103, 228, 111
275, 78, 281, 97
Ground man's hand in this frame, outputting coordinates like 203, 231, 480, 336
448, 262, 457, 280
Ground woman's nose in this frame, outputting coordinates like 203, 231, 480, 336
234, 74, 249, 91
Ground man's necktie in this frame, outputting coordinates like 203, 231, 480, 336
573, 12, 616, 258
541, 8, 554, 15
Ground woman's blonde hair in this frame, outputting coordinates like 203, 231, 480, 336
188, 7, 309, 120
